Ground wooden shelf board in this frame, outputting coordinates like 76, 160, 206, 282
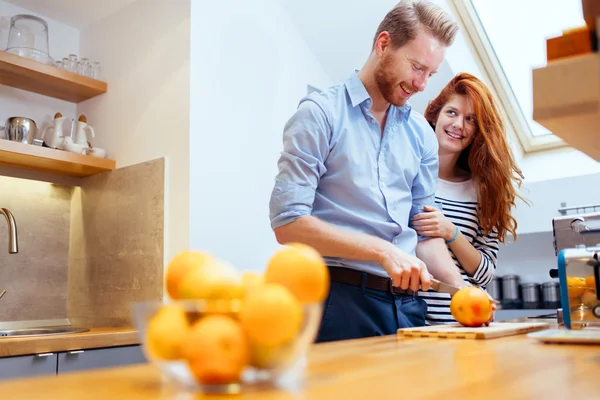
532, 53, 600, 162
0, 140, 115, 177
0, 51, 107, 103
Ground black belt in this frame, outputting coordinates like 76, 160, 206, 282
327, 266, 415, 296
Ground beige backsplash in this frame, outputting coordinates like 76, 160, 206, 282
0, 178, 73, 322
0, 158, 164, 327
68, 158, 165, 327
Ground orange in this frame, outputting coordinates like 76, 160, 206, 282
585, 275, 596, 290
178, 260, 243, 300
450, 286, 493, 327
240, 283, 302, 346
181, 315, 250, 385
166, 250, 216, 299
146, 304, 190, 360
581, 290, 599, 308
249, 341, 296, 369
567, 276, 586, 298
264, 243, 329, 303
241, 272, 263, 296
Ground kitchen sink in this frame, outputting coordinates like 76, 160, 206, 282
0, 326, 89, 338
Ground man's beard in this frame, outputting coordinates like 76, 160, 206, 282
374, 54, 407, 107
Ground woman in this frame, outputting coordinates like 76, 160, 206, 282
411, 72, 526, 325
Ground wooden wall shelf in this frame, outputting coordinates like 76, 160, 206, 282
0, 51, 107, 103
0, 140, 115, 177
532, 53, 600, 162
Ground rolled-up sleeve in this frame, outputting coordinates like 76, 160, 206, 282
269, 99, 331, 229
410, 131, 439, 242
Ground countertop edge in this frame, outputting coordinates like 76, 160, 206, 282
0, 328, 141, 357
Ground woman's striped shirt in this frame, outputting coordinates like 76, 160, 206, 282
417, 178, 499, 325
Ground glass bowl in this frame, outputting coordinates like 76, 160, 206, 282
5, 14, 53, 65
132, 299, 323, 394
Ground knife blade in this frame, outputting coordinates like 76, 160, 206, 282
430, 278, 460, 296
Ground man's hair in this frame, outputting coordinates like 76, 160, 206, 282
373, 0, 459, 49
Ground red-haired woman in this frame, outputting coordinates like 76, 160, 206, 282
411, 72, 525, 324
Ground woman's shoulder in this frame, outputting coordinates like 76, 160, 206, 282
436, 178, 478, 204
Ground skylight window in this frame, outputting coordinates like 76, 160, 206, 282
452, 0, 587, 152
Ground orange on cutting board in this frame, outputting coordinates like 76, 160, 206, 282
450, 286, 493, 327
264, 243, 329, 303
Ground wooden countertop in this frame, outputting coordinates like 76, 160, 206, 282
0, 324, 599, 399
0, 327, 139, 357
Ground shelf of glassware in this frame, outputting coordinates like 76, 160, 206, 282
0, 140, 115, 177
0, 51, 107, 103
532, 51, 600, 162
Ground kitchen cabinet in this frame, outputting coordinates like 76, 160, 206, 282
0, 345, 147, 381
0, 352, 57, 381
532, 51, 600, 163
57, 345, 146, 374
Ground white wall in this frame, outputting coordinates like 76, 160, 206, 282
189, 0, 333, 272
77, 0, 191, 266
511, 172, 600, 235
0, 1, 78, 137
278, 0, 398, 84
496, 231, 557, 285
519, 147, 600, 183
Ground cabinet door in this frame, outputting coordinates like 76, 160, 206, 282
0, 353, 57, 381
57, 345, 146, 374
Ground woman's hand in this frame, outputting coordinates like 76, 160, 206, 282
411, 205, 456, 241
484, 291, 499, 326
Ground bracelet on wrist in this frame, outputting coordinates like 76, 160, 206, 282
446, 226, 459, 244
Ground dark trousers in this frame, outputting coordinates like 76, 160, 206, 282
316, 273, 428, 343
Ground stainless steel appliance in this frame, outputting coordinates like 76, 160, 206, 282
501, 274, 522, 309
540, 281, 561, 309
488, 276, 502, 301
0, 116, 36, 144
553, 205, 600, 256
521, 283, 540, 309
553, 205, 600, 329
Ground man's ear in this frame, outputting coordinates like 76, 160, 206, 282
373, 31, 390, 59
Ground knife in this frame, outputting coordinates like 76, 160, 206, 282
430, 278, 500, 304
430, 278, 460, 295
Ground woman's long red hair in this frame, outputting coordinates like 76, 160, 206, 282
425, 72, 526, 242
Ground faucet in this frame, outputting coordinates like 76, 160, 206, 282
0, 208, 18, 254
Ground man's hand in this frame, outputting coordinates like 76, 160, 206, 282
379, 245, 431, 292
411, 205, 456, 241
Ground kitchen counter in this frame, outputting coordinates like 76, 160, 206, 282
0, 327, 139, 357
0, 322, 598, 399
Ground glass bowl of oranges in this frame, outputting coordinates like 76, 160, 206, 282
132, 244, 329, 394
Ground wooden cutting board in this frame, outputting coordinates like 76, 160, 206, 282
397, 322, 550, 340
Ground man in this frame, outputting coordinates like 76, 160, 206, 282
269, 0, 467, 343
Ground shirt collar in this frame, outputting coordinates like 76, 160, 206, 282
345, 70, 371, 108
344, 70, 412, 122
